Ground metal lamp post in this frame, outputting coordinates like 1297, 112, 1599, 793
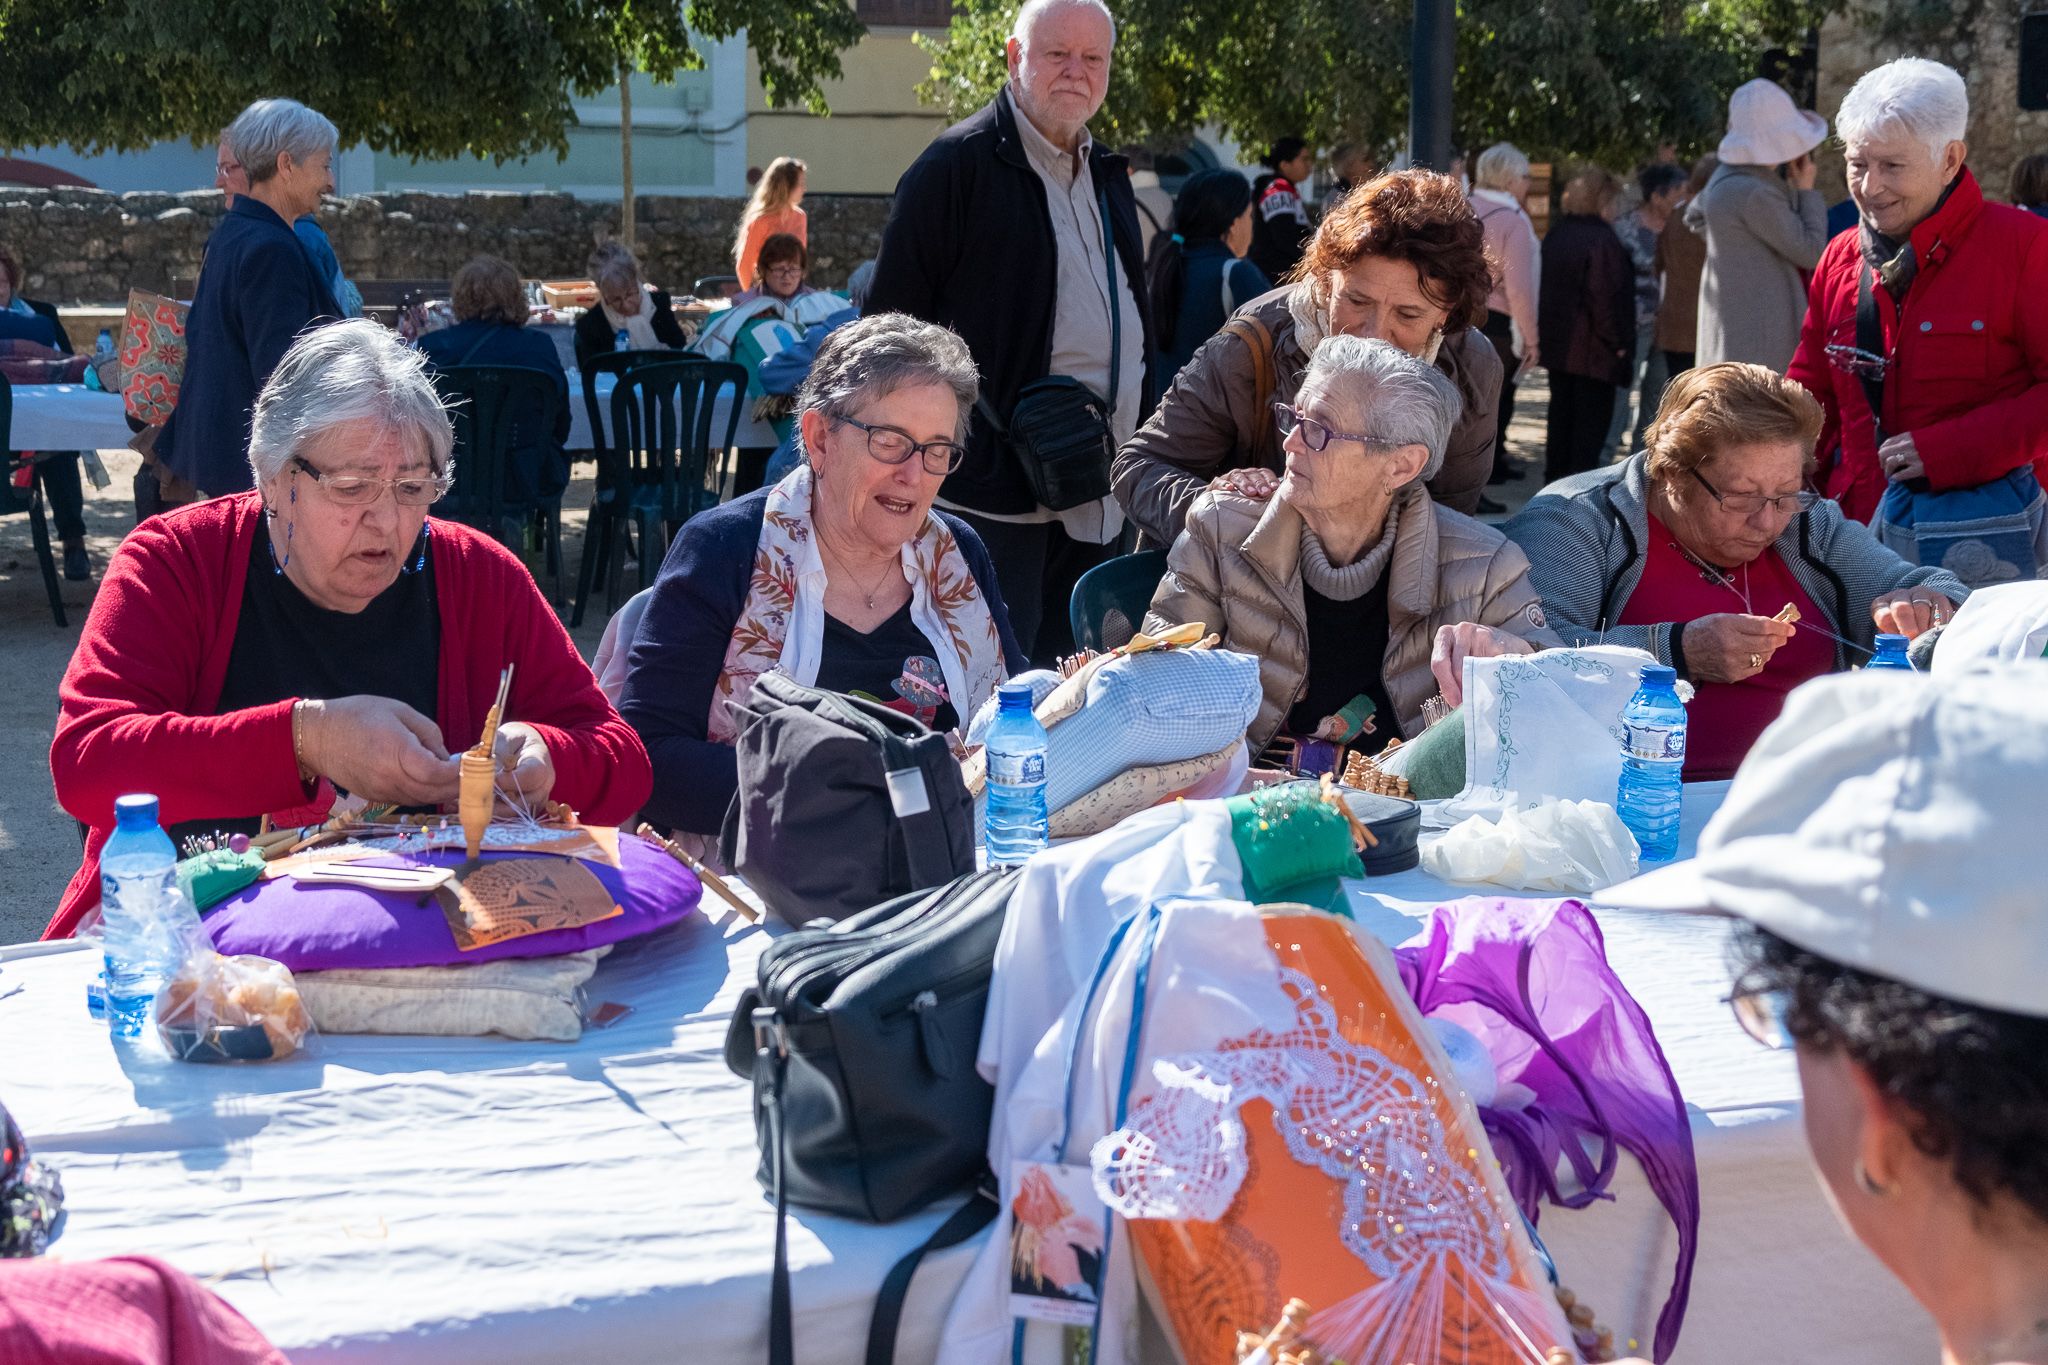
1408, 0, 1456, 172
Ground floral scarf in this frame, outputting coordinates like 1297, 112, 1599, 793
708, 464, 1009, 743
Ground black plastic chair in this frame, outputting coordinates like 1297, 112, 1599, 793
432, 364, 570, 593
572, 358, 745, 626
692, 274, 742, 300
1067, 549, 1169, 654
0, 383, 66, 627
573, 350, 684, 616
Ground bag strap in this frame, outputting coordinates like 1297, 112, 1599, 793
1855, 264, 1889, 445
453, 328, 497, 369
763, 1024, 796, 1365
1099, 183, 1122, 413
1222, 314, 1277, 466
864, 1180, 999, 1365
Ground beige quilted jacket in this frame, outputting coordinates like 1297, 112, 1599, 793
1143, 483, 1562, 751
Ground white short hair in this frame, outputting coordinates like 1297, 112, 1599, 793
1474, 142, 1530, 191
249, 320, 454, 486
1010, 0, 1116, 48
1301, 334, 1463, 485
1836, 57, 1968, 165
227, 98, 339, 184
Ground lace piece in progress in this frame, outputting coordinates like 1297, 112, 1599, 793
1094, 966, 1554, 1363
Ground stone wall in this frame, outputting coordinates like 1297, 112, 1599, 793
1817, 4, 2048, 205
0, 188, 895, 305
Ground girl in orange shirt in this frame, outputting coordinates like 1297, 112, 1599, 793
733, 157, 807, 290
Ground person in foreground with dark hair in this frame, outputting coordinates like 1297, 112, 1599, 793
1114, 169, 1504, 545
1599, 663, 2048, 1365
1147, 168, 1269, 382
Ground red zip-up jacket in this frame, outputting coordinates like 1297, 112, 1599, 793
1787, 170, 2048, 524
46, 494, 651, 939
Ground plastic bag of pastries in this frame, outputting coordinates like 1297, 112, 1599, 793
155, 952, 314, 1063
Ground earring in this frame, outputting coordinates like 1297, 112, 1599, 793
267, 481, 297, 575
1854, 1159, 1889, 1198
399, 521, 432, 576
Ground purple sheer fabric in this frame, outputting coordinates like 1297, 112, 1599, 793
1394, 897, 1700, 1364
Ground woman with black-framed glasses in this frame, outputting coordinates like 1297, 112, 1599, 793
621, 313, 1026, 841
1506, 361, 1969, 779
1142, 335, 1559, 768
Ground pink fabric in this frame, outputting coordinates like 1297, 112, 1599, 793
1473, 190, 1540, 343
0, 1255, 288, 1365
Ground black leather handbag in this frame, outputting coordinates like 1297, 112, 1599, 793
725, 866, 1022, 1365
719, 673, 976, 926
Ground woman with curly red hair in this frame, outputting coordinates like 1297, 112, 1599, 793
1113, 169, 1504, 544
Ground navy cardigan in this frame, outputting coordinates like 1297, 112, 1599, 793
158, 197, 339, 494
619, 487, 1026, 835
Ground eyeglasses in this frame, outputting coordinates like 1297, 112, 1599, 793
1691, 468, 1818, 517
1272, 402, 1405, 454
1727, 983, 1796, 1051
290, 456, 450, 506
763, 262, 805, 277
835, 416, 967, 476
1824, 342, 1890, 380
215, 160, 243, 178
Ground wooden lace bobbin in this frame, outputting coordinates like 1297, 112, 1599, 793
1338, 738, 1411, 800
1555, 1285, 1621, 1362
634, 823, 758, 923
460, 664, 515, 861
1236, 1297, 1313, 1365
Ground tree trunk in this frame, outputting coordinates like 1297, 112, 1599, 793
619, 57, 635, 245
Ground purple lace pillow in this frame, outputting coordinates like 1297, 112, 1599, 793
202, 836, 702, 973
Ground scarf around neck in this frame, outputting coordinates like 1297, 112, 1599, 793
1858, 172, 1965, 301
707, 464, 1009, 744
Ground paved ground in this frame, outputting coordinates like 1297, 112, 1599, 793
0, 369, 1573, 945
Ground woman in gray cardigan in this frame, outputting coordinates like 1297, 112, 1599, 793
1504, 363, 1966, 777
1687, 79, 1830, 370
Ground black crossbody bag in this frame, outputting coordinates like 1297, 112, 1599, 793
978, 184, 1124, 511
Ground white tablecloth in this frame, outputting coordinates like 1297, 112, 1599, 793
8, 384, 131, 452
566, 370, 775, 453
0, 786, 1933, 1363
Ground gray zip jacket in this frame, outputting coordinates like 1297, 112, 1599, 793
1502, 454, 1968, 669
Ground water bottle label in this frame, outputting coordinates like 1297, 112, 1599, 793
989, 750, 1046, 787
1625, 722, 1686, 762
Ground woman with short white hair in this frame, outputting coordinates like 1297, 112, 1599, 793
46, 320, 653, 941
1470, 142, 1541, 486
156, 97, 345, 499
1144, 334, 1559, 761
1787, 57, 2048, 549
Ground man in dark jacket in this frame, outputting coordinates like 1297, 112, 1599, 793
157, 98, 340, 501
866, 0, 1156, 664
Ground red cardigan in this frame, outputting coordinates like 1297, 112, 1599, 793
1787, 170, 2048, 523
46, 494, 652, 939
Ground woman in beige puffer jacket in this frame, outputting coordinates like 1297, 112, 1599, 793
1144, 335, 1559, 755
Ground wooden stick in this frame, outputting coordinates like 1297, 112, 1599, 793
635, 823, 757, 922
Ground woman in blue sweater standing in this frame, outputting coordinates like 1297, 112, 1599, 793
1147, 169, 1272, 384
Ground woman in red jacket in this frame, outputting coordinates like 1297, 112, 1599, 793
1787, 57, 2048, 535
45, 320, 652, 939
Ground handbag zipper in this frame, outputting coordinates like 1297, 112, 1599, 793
761, 868, 1008, 1009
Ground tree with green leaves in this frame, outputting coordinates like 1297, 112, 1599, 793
916, 0, 1834, 171
0, 1, 863, 213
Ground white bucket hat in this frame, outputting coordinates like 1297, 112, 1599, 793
1596, 665, 2048, 1017
1717, 78, 1829, 167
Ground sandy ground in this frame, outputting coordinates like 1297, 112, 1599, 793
0, 371, 1568, 944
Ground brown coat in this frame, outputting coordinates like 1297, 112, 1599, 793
1143, 483, 1562, 752
1110, 286, 1502, 546
1654, 213, 1706, 355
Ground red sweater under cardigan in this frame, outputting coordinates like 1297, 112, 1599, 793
46, 493, 652, 939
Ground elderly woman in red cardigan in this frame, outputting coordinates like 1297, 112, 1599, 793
45, 320, 651, 939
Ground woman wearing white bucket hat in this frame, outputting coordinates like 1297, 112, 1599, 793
1598, 666, 2048, 1365
1685, 78, 1830, 370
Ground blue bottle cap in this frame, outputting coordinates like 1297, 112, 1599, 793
112, 793, 160, 827
1640, 664, 1677, 686
998, 681, 1034, 710
1874, 633, 1908, 649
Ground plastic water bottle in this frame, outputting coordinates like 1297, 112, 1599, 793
984, 683, 1050, 867
94, 328, 115, 360
1864, 633, 1914, 671
1616, 665, 1687, 863
614, 326, 631, 353
98, 794, 200, 1037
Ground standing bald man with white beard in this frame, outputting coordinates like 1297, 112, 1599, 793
868, 0, 1156, 665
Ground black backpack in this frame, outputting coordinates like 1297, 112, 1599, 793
725, 867, 1021, 1365
719, 673, 976, 926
